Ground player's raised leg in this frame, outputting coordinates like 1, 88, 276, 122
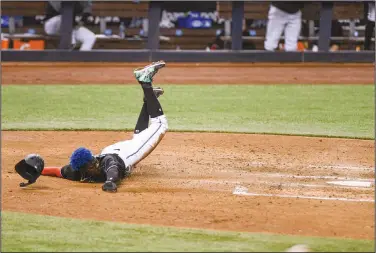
134, 87, 164, 134
133, 60, 166, 121
115, 61, 168, 168
133, 62, 165, 134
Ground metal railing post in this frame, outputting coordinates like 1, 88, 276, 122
59, 1, 74, 49
318, 1, 333, 51
147, 1, 162, 50
231, 1, 244, 51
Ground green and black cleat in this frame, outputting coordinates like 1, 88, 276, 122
134, 60, 166, 83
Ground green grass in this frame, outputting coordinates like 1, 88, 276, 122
1, 211, 374, 252
1, 85, 374, 138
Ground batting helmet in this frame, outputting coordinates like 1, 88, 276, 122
15, 154, 45, 187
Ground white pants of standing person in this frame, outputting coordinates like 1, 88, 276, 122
44, 15, 96, 50
264, 5, 302, 52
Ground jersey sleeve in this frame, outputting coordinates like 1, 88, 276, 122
101, 154, 125, 183
61, 164, 81, 181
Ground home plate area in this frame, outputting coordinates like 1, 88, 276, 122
231, 168, 375, 203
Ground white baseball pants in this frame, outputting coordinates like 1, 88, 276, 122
264, 5, 302, 51
44, 15, 96, 50
100, 115, 168, 169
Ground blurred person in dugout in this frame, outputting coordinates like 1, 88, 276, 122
364, 2, 375, 50
44, 0, 96, 50
264, 2, 305, 51
208, 19, 256, 50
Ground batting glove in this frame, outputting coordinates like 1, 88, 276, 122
102, 181, 117, 193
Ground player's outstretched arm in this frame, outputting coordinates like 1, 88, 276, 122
42, 165, 81, 181
101, 155, 124, 193
41, 167, 63, 177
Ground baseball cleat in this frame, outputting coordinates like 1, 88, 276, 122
153, 86, 164, 98
143, 86, 164, 102
134, 60, 166, 83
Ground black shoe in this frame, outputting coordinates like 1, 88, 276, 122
143, 86, 164, 102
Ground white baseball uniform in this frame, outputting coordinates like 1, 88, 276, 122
264, 4, 302, 51
100, 115, 168, 169
44, 15, 96, 51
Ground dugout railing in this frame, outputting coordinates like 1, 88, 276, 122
1, 0, 375, 63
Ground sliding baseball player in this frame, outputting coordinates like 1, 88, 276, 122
15, 61, 168, 193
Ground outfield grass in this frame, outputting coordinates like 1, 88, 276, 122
2, 85, 374, 138
1, 211, 374, 252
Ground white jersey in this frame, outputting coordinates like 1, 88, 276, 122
100, 115, 168, 169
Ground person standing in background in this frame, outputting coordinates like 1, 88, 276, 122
264, 2, 305, 51
364, 2, 375, 50
44, 1, 96, 50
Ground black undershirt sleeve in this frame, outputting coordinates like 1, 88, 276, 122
106, 166, 120, 182
101, 155, 125, 183
61, 164, 81, 181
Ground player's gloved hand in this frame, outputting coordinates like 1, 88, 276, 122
102, 181, 117, 193
20, 179, 36, 188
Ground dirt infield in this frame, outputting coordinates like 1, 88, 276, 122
2, 62, 374, 84
2, 131, 374, 239
1, 62, 375, 240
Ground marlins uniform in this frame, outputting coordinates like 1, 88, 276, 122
264, 2, 304, 51
41, 61, 168, 192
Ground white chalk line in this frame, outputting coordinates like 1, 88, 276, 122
252, 172, 374, 182
308, 165, 373, 171
233, 191, 374, 203
179, 177, 374, 190
269, 182, 374, 190
233, 186, 374, 203
326, 180, 374, 188
172, 176, 374, 191
245, 162, 373, 171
